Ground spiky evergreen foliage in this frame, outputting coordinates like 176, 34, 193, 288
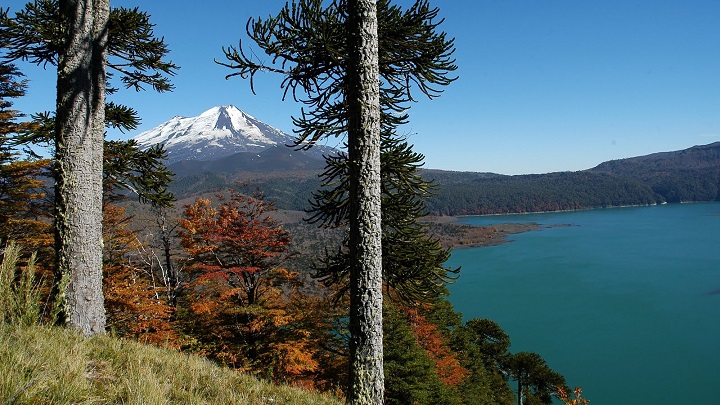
0, 1, 177, 93
0, 1, 178, 208
103, 140, 174, 207
503, 352, 566, 405
220, 0, 456, 147
310, 133, 458, 302
220, 0, 457, 303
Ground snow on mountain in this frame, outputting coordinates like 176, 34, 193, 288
133, 106, 314, 164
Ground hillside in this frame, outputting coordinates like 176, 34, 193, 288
166, 142, 719, 215
588, 141, 720, 202
0, 323, 341, 405
424, 142, 719, 215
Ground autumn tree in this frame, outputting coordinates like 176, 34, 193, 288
405, 307, 467, 387
102, 202, 177, 346
383, 302, 461, 405
0, 62, 52, 253
178, 192, 292, 306
177, 192, 320, 378
1, 0, 177, 335
557, 386, 590, 405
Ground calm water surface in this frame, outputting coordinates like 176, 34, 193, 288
446, 202, 720, 405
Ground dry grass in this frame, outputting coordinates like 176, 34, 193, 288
0, 323, 342, 405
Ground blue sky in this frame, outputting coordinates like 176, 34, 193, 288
6, 0, 720, 174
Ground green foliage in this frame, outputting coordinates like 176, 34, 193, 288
220, 0, 456, 147
0, 0, 178, 90
383, 302, 461, 405
311, 135, 459, 303
590, 142, 720, 203
0, 241, 41, 326
106, 6, 178, 93
104, 139, 174, 208
503, 352, 566, 405
420, 294, 515, 404
426, 170, 662, 215
451, 319, 515, 404
0, 1, 60, 66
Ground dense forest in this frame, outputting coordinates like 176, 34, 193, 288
424, 170, 661, 215
588, 141, 720, 203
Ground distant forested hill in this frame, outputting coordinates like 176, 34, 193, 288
587, 141, 720, 203
168, 142, 720, 215
423, 170, 661, 215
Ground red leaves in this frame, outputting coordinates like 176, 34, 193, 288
178, 191, 291, 306
177, 191, 327, 383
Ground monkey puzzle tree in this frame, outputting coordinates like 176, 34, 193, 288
310, 133, 459, 304
503, 351, 566, 405
219, 0, 456, 401
0, 0, 177, 335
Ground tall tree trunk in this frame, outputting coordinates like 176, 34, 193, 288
518, 378, 524, 405
54, 0, 108, 336
346, 0, 383, 403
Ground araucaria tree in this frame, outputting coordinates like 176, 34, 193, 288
52, 0, 110, 336
219, 0, 456, 402
1, 0, 177, 335
344, 2, 384, 402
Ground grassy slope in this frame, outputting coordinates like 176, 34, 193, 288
0, 324, 341, 405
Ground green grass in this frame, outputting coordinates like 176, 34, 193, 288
0, 323, 342, 405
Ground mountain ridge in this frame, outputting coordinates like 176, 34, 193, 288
131, 106, 719, 214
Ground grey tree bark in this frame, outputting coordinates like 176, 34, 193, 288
346, 0, 383, 403
54, 0, 108, 336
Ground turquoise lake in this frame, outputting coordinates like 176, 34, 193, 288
446, 202, 720, 405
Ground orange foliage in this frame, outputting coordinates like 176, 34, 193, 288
0, 157, 53, 255
558, 386, 590, 405
177, 192, 332, 384
406, 307, 468, 387
178, 192, 291, 306
102, 203, 179, 347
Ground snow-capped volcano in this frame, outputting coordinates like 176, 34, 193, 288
133, 106, 299, 163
